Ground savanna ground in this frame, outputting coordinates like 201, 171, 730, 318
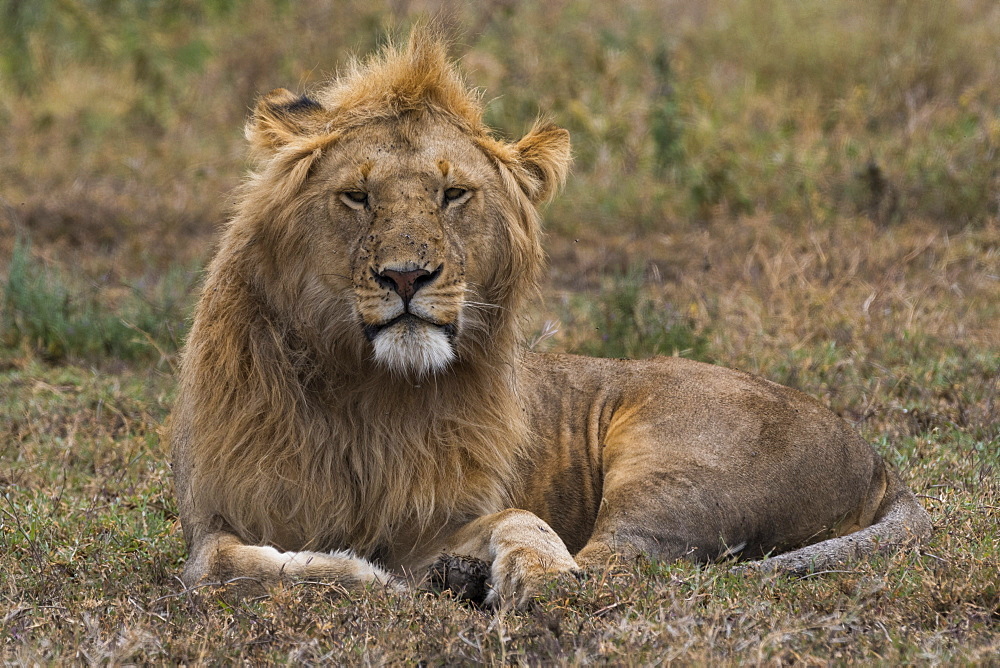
1, 0, 998, 663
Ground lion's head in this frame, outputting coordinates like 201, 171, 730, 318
232, 32, 570, 379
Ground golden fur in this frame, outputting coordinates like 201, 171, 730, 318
171, 30, 931, 607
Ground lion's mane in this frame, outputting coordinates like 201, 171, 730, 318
173, 32, 564, 556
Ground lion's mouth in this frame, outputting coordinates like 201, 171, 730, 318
363, 313, 457, 342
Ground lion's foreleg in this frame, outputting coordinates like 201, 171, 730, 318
434, 509, 580, 609
182, 532, 404, 593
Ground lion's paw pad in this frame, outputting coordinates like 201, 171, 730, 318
428, 554, 491, 605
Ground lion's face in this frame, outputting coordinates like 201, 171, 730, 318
242, 75, 569, 379
309, 118, 506, 377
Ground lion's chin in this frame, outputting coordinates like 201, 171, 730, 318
370, 317, 456, 378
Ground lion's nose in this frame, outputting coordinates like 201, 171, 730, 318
373, 265, 441, 303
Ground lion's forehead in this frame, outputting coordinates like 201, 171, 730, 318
323, 119, 496, 189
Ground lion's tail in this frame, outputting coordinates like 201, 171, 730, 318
748, 466, 932, 575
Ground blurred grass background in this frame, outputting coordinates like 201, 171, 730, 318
1, 0, 997, 365
1, 1, 998, 663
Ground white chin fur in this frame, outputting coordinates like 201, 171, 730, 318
371, 320, 456, 377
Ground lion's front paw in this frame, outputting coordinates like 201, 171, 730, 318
427, 553, 492, 605
484, 548, 581, 610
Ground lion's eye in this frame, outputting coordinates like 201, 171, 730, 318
442, 187, 470, 206
340, 191, 369, 209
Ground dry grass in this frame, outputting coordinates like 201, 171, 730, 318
2, 0, 999, 663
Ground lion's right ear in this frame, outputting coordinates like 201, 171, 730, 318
246, 88, 328, 157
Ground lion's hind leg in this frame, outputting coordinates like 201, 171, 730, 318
571, 466, 724, 571
739, 467, 932, 575
181, 531, 405, 594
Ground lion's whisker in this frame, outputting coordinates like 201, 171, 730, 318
463, 301, 505, 313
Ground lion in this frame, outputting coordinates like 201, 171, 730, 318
171, 30, 931, 608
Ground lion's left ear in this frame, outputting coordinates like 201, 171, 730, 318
246, 88, 329, 157
513, 122, 571, 204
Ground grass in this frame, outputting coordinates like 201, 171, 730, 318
1, 239, 195, 364
2, 0, 999, 663
0, 359, 996, 662
553, 267, 712, 362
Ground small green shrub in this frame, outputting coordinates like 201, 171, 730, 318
1, 239, 194, 363
567, 269, 711, 362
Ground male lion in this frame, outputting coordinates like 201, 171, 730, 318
171, 31, 931, 608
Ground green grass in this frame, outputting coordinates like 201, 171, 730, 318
2, 0, 999, 663
555, 267, 712, 361
1, 239, 195, 364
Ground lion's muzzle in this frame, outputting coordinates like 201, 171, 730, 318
362, 262, 461, 377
